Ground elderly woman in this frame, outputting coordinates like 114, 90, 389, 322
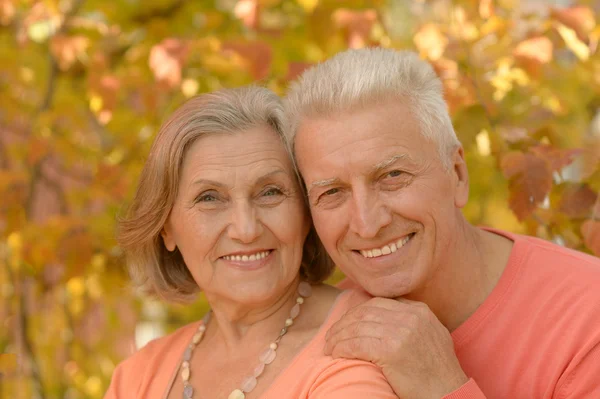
104, 86, 396, 399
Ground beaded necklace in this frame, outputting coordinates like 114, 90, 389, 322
179, 281, 313, 399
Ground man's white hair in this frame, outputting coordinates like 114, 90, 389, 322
284, 48, 461, 169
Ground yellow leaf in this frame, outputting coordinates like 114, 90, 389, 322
297, 0, 318, 13
66, 277, 86, 297
414, 23, 448, 61
557, 23, 590, 61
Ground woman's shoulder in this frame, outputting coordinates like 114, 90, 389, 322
264, 288, 395, 398
104, 320, 202, 398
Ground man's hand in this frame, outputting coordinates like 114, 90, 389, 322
324, 297, 469, 399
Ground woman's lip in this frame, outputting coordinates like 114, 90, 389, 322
220, 249, 273, 258
220, 250, 274, 271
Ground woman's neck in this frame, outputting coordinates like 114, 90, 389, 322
203, 277, 301, 353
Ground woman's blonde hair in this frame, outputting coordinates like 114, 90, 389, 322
117, 86, 334, 302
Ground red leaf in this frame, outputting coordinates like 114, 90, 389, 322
222, 40, 272, 81
500, 151, 525, 179
529, 145, 582, 172
285, 61, 312, 82
581, 220, 600, 256
501, 151, 553, 221
559, 184, 598, 218
332, 9, 378, 49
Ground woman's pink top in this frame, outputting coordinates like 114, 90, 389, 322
105, 289, 396, 398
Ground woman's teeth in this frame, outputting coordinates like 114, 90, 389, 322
223, 251, 271, 262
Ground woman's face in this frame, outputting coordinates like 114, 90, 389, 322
161, 125, 310, 307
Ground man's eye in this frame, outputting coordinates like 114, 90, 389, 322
323, 188, 340, 196
387, 170, 403, 178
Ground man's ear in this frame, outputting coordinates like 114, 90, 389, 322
161, 222, 177, 252
452, 146, 469, 208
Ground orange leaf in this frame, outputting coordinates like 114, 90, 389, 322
559, 184, 598, 218
285, 61, 312, 82
50, 34, 89, 71
581, 220, 600, 256
529, 145, 582, 172
502, 152, 553, 221
513, 36, 553, 65
222, 40, 272, 81
332, 9, 377, 49
500, 151, 525, 179
149, 38, 190, 88
233, 0, 258, 29
551, 6, 596, 41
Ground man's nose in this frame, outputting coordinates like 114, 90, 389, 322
228, 201, 263, 243
348, 188, 392, 239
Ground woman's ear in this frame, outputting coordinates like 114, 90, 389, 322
161, 223, 177, 252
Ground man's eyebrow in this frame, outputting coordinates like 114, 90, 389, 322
371, 154, 412, 174
307, 177, 341, 195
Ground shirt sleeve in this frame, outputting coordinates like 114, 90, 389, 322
442, 379, 487, 399
103, 354, 144, 399
103, 340, 159, 399
308, 359, 398, 398
554, 342, 600, 398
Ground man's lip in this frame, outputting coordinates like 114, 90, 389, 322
352, 232, 416, 252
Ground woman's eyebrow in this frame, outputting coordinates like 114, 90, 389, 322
255, 169, 288, 185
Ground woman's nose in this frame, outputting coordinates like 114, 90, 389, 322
227, 201, 263, 243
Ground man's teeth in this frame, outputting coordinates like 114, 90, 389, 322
360, 235, 411, 258
223, 251, 271, 262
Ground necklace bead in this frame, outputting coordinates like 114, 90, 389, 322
178, 281, 313, 398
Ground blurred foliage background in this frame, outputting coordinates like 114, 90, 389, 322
1, 0, 600, 398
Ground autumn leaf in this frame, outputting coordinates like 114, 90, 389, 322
332, 9, 378, 49
285, 61, 312, 82
551, 6, 596, 42
581, 220, 600, 255
233, 0, 259, 29
501, 151, 553, 220
149, 38, 190, 88
222, 40, 272, 81
559, 184, 598, 218
414, 23, 448, 61
50, 34, 89, 71
529, 145, 582, 172
513, 36, 553, 75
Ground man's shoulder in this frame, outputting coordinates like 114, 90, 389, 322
484, 227, 600, 275
517, 232, 600, 274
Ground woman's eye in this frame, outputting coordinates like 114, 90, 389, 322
263, 187, 283, 196
196, 192, 218, 202
387, 170, 403, 178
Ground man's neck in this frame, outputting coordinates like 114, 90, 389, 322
407, 220, 513, 332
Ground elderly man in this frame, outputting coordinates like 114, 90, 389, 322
284, 48, 600, 398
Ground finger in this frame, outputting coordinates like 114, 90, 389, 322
326, 306, 397, 340
367, 296, 429, 312
329, 336, 383, 363
324, 320, 383, 355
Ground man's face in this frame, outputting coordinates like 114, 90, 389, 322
295, 100, 469, 298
